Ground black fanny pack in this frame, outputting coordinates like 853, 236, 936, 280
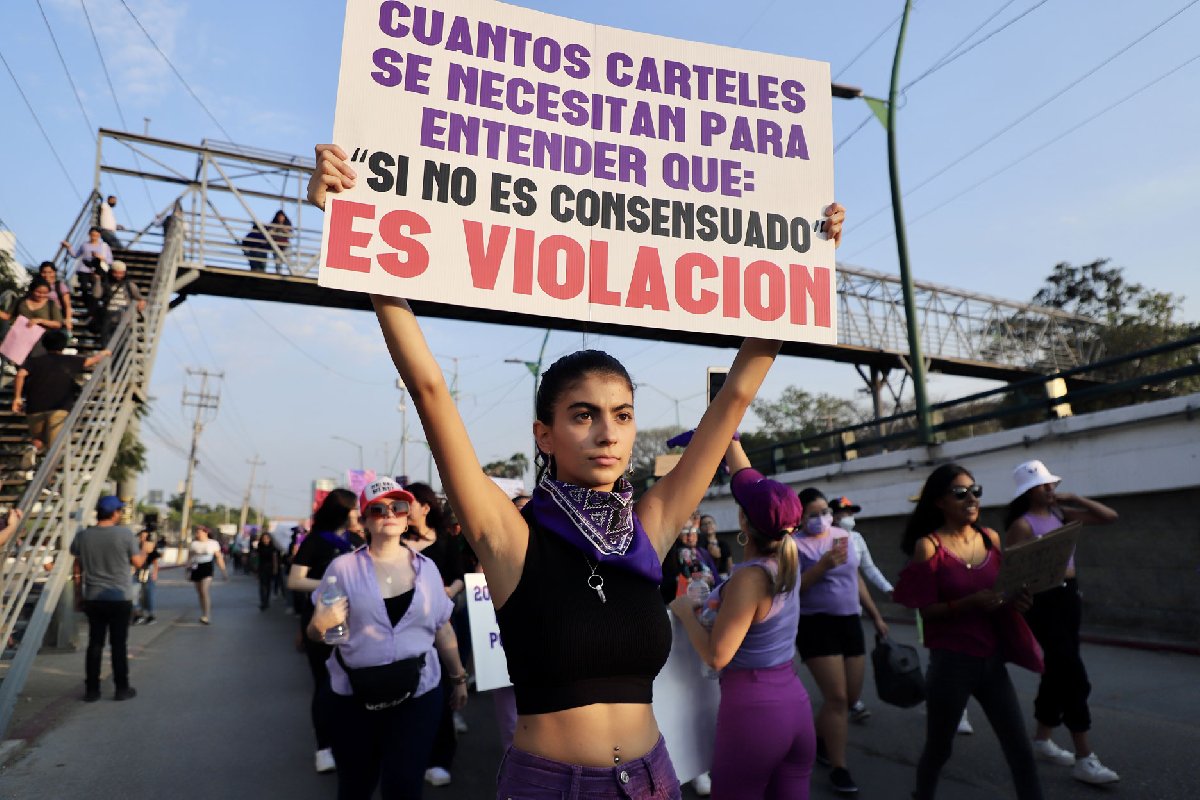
335, 648, 425, 711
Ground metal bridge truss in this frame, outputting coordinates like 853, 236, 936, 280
94, 128, 1103, 384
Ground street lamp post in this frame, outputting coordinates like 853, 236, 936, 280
886, 0, 934, 445
331, 435, 364, 471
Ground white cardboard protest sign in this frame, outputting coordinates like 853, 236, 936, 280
654, 611, 721, 783
995, 521, 1082, 595
464, 572, 512, 692
321, 0, 835, 343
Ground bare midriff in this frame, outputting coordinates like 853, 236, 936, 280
513, 703, 660, 767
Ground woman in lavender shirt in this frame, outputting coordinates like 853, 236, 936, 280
309, 478, 468, 799
672, 439, 813, 798
794, 488, 889, 795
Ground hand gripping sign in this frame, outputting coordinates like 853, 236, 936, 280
320, 0, 837, 344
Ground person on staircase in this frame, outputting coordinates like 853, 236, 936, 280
97, 195, 124, 250
12, 329, 110, 472
92, 260, 146, 346
61, 227, 112, 286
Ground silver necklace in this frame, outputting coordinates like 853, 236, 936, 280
584, 555, 606, 603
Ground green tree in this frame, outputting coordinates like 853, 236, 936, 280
629, 425, 685, 482
108, 430, 148, 484
1031, 259, 1199, 406
482, 452, 529, 479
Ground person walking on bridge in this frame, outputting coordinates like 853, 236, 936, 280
1004, 460, 1120, 785
71, 495, 147, 702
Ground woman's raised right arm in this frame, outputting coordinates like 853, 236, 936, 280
307, 145, 527, 598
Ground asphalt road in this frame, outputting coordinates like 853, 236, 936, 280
2, 573, 1197, 799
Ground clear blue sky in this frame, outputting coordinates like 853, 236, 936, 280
1, 0, 1197, 517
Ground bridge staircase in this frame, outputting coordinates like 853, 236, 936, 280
0, 199, 180, 735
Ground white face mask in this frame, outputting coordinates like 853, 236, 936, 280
837, 516, 856, 532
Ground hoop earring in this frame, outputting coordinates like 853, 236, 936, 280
736, 531, 748, 547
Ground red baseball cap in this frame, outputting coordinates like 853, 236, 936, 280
358, 477, 416, 514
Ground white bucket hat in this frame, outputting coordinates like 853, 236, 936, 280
1012, 460, 1061, 499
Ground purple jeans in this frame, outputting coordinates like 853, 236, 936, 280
711, 662, 815, 799
496, 736, 681, 799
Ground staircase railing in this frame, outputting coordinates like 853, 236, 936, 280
0, 208, 183, 735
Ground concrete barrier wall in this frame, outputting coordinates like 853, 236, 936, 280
699, 392, 1200, 646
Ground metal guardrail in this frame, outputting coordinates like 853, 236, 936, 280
742, 333, 1200, 476
0, 212, 182, 736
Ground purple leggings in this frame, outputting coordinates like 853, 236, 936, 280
496, 736, 681, 799
711, 663, 815, 800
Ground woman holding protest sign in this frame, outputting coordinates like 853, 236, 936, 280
793, 486, 888, 794
671, 439, 813, 799
308, 142, 843, 799
1004, 460, 1120, 785
895, 464, 1042, 800
307, 478, 468, 800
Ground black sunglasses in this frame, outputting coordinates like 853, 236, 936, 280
365, 500, 410, 519
947, 484, 983, 501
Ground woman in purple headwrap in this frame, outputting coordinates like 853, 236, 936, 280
308, 142, 845, 800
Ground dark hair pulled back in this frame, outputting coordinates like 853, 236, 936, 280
404, 482, 445, 534
533, 349, 633, 483
312, 488, 357, 533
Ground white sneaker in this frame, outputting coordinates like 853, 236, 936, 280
691, 772, 712, 796
1032, 738, 1075, 766
425, 767, 452, 786
453, 710, 469, 734
314, 748, 336, 773
1073, 753, 1119, 785
956, 711, 974, 735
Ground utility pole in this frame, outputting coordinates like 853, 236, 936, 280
179, 369, 222, 549
396, 379, 409, 482
256, 482, 272, 528
238, 455, 264, 537
505, 329, 552, 477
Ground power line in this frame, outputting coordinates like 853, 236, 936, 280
901, 0, 1039, 91
0, 45, 84, 202
35, 0, 95, 141
833, 12, 904, 79
238, 300, 390, 386
733, 0, 780, 45
116, 0, 234, 140
837, 0, 1051, 153
846, 0, 1200, 234
841, 51, 1200, 260
79, 0, 157, 211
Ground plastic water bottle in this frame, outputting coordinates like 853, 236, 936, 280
320, 575, 349, 645
687, 576, 711, 604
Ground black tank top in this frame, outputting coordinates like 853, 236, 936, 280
495, 513, 672, 715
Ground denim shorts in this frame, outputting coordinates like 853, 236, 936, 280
496, 735, 681, 799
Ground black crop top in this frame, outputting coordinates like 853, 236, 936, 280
494, 513, 673, 715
